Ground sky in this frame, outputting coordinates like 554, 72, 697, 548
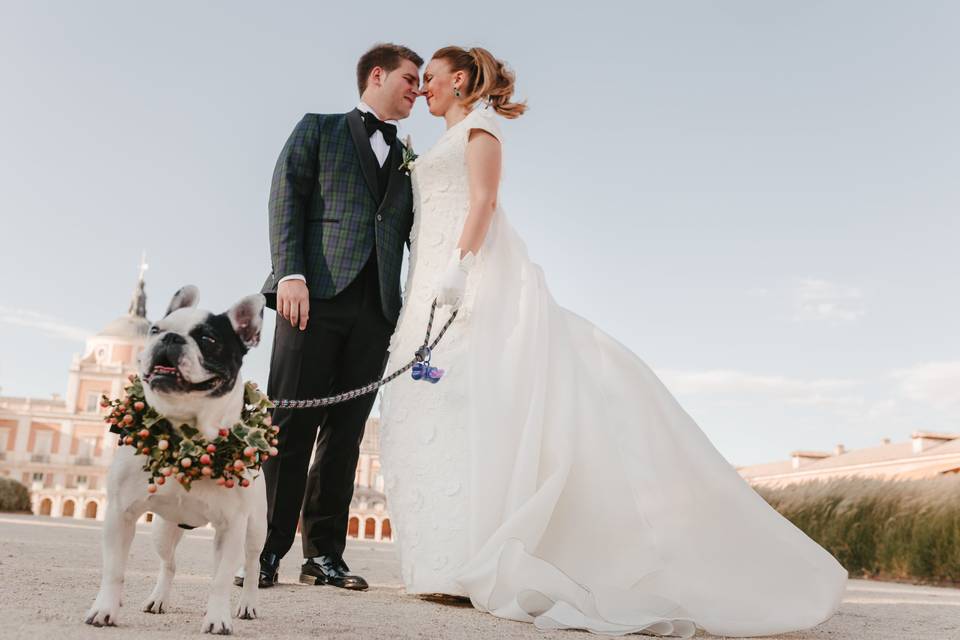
1, 1, 958, 467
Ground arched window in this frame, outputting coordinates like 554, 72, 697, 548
61, 499, 76, 518
85, 501, 98, 519
39, 498, 53, 516
364, 518, 376, 539
381, 518, 392, 541
348, 516, 360, 539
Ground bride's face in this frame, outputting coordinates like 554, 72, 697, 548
421, 58, 466, 117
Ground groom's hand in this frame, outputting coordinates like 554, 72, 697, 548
278, 279, 310, 330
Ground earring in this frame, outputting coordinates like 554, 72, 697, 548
454, 86, 462, 98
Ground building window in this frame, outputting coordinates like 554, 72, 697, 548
77, 437, 97, 463
77, 475, 88, 487
0, 427, 10, 452
84, 392, 102, 414
33, 430, 53, 456
32, 472, 44, 483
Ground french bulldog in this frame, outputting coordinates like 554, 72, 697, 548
85, 286, 268, 634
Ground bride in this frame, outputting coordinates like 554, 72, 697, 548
378, 45, 846, 638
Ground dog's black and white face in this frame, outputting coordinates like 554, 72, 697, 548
140, 286, 265, 398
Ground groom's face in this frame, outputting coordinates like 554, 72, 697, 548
379, 59, 421, 120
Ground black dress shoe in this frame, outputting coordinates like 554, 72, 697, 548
300, 555, 369, 590
234, 551, 280, 588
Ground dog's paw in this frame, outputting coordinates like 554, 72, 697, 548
84, 603, 119, 627
201, 610, 234, 635
235, 598, 258, 620
142, 596, 168, 614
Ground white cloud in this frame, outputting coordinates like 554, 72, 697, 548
659, 368, 861, 397
0, 306, 91, 342
892, 361, 960, 411
794, 278, 865, 323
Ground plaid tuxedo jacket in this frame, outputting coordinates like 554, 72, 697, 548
260, 109, 414, 324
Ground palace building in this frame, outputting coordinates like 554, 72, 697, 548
0, 263, 392, 542
737, 432, 960, 487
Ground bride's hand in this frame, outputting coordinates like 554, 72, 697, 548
435, 249, 476, 308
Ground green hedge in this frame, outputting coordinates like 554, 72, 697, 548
0, 476, 31, 512
756, 476, 960, 584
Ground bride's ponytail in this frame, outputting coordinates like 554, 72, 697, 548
432, 46, 527, 119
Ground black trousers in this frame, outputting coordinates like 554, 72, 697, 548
262, 254, 393, 560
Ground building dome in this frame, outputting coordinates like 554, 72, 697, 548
97, 314, 150, 339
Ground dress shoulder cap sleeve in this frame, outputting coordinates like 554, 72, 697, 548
467, 108, 503, 143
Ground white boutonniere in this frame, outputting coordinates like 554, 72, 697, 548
399, 134, 418, 175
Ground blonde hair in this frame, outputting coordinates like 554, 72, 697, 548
431, 46, 527, 118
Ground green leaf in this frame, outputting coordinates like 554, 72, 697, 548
179, 424, 200, 439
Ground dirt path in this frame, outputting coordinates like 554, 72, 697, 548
0, 514, 956, 639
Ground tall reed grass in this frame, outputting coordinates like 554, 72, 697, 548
755, 476, 960, 584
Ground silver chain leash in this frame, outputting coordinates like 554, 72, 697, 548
272, 299, 457, 410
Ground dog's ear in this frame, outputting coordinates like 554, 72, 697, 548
226, 294, 266, 348
164, 285, 199, 317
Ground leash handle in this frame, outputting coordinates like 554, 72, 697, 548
272, 300, 457, 410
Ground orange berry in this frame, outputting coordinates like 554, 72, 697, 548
147, 484, 158, 494
180, 458, 192, 468
155, 476, 165, 485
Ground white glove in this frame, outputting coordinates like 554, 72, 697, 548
435, 248, 477, 308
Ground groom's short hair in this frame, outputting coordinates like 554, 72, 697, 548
357, 43, 423, 96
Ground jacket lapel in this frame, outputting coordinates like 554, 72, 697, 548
377, 141, 406, 215
346, 109, 380, 203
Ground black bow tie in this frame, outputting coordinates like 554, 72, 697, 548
361, 111, 397, 146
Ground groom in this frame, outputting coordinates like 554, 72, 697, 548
248, 43, 421, 590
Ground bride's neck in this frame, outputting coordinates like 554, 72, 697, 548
443, 103, 472, 130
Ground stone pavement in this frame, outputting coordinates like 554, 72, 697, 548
0, 513, 957, 639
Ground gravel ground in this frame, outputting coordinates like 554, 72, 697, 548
0, 513, 957, 639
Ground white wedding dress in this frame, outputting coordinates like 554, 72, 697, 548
378, 107, 846, 638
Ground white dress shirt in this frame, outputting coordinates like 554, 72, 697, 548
278, 102, 398, 286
